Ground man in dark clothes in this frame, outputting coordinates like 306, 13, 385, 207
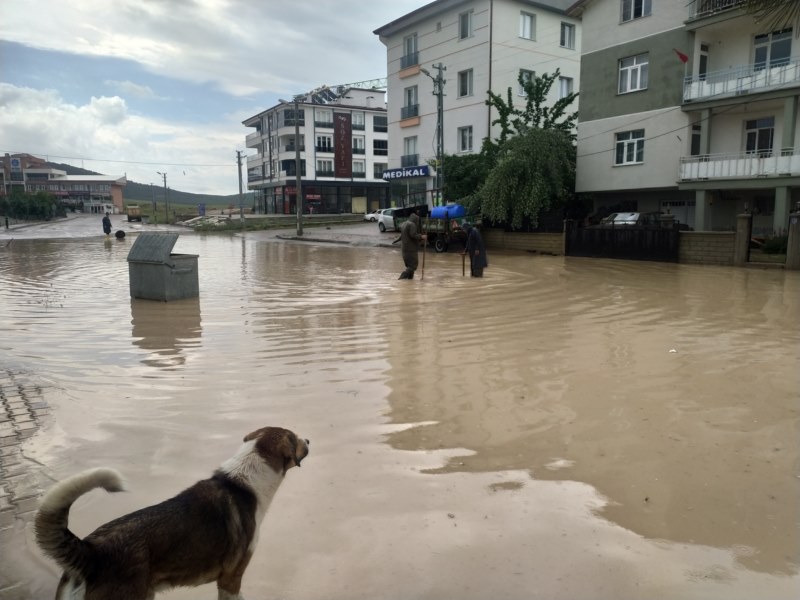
102, 213, 112, 236
395, 213, 426, 279
462, 222, 487, 277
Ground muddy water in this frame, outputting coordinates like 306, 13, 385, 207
0, 232, 798, 600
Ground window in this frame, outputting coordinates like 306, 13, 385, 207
458, 69, 473, 97
315, 109, 333, 127
754, 29, 792, 70
520, 12, 536, 40
621, 0, 651, 22
618, 53, 648, 93
373, 139, 388, 156
615, 130, 645, 165
690, 124, 702, 156
402, 85, 419, 119
316, 135, 332, 151
459, 10, 473, 39
374, 162, 388, 178
458, 126, 473, 152
317, 159, 333, 175
402, 33, 419, 68
402, 136, 418, 167
745, 117, 774, 156
558, 76, 574, 98
560, 23, 575, 49
353, 136, 365, 154
519, 69, 535, 96
353, 160, 366, 176
352, 112, 365, 129
373, 115, 388, 132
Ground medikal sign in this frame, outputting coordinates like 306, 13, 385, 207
382, 165, 430, 180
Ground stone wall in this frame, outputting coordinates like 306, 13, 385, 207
483, 228, 563, 255
677, 231, 735, 265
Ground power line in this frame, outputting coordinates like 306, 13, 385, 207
0, 151, 236, 168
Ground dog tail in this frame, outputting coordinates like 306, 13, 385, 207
35, 468, 126, 575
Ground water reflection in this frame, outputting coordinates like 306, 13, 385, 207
130, 298, 202, 369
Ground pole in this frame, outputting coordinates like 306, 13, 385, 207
421, 235, 426, 280
293, 98, 304, 236
236, 150, 244, 226
462, 252, 465, 276
157, 171, 168, 224
433, 63, 446, 206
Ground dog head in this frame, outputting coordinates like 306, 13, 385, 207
244, 427, 310, 475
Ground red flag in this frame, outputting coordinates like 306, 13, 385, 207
673, 48, 689, 64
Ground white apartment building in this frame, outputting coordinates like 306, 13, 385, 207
243, 88, 390, 215
374, 0, 580, 205
568, 0, 799, 235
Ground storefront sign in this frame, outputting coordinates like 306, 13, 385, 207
334, 113, 352, 178
382, 165, 430, 180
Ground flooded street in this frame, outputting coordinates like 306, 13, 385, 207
1, 221, 798, 599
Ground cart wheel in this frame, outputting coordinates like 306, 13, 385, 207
434, 237, 448, 253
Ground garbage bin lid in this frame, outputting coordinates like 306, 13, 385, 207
127, 232, 181, 265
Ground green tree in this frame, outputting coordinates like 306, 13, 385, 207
743, 0, 799, 31
442, 153, 492, 201
470, 128, 575, 230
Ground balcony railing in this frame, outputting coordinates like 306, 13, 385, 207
284, 145, 305, 152
679, 148, 800, 181
315, 120, 334, 128
316, 170, 335, 177
401, 51, 419, 69
246, 131, 262, 145
401, 154, 418, 167
683, 57, 800, 102
373, 149, 388, 156
353, 148, 366, 155
316, 145, 334, 153
246, 154, 262, 166
352, 123, 365, 131
352, 171, 366, 179
401, 104, 419, 120
690, 0, 743, 19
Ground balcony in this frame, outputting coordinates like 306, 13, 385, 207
401, 154, 419, 167
690, 0, 743, 19
679, 148, 800, 181
352, 123, 365, 131
246, 154, 262, 167
353, 148, 366, 155
401, 51, 419, 69
352, 171, 366, 179
315, 120, 334, 128
401, 104, 419, 120
683, 58, 800, 103
316, 145, 333, 153
246, 130, 262, 145
284, 144, 306, 152
317, 170, 335, 177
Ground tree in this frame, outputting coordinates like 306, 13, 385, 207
743, 0, 800, 32
468, 128, 575, 230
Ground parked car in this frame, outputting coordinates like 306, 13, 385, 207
593, 211, 692, 230
377, 208, 396, 232
363, 210, 379, 222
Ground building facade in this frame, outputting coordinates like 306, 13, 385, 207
1, 153, 126, 213
243, 88, 391, 215
374, 0, 580, 205
568, 0, 799, 235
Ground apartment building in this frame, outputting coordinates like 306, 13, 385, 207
1, 153, 126, 213
568, 0, 799, 235
243, 88, 390, 214
374, 0, 580, 205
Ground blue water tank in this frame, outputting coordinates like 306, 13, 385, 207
430, 204, 465, 219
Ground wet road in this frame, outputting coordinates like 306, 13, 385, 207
0, 218, 798, 599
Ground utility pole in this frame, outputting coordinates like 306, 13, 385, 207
421, 63, 446, 206
150, 182, 157, 224
236, 150, 244, 226
293, 97, 303, 236
157, 171, 168, 224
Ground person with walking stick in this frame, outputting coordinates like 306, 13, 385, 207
395, 212, 426, 280
461, 222, 487, 277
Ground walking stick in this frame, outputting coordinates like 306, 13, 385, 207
421, 236, 426, 280
462, 252, 466, 276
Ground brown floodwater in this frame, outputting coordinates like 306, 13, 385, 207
0, 230, 798, 600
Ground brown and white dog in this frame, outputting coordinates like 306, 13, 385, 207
35, 426, 309, 600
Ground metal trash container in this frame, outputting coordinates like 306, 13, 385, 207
126, 233, 199, 301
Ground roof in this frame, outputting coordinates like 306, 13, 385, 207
374, 0, 575, 36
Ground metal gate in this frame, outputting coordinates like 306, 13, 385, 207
565, 221, 680, 262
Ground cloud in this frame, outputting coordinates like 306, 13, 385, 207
0, 0, 422, 97
0, 83, 241, 194
105, 79, 166, 100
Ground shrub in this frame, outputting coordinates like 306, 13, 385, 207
762, 235, 788, 254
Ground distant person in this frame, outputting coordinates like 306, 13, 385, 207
102, 213, 112, 236
461, 222, 487, 277
395, 212, 426, 279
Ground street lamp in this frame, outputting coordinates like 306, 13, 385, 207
420, 65, 446, 206
279, 97, 303, 236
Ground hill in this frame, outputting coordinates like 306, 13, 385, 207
46, 161, 250, 207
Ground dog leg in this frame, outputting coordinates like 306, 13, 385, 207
217, 556, 251, 600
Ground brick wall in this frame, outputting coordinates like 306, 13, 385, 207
483, 228, 563, 255
678, 231, 735, 265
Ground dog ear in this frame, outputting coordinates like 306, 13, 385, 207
278, 430, 301, 474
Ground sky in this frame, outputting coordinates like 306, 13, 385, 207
0, 0, 423, 195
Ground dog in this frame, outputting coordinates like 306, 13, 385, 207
35, 426, 309, 600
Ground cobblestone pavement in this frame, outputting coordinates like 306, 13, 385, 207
0, 370, 52, 599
